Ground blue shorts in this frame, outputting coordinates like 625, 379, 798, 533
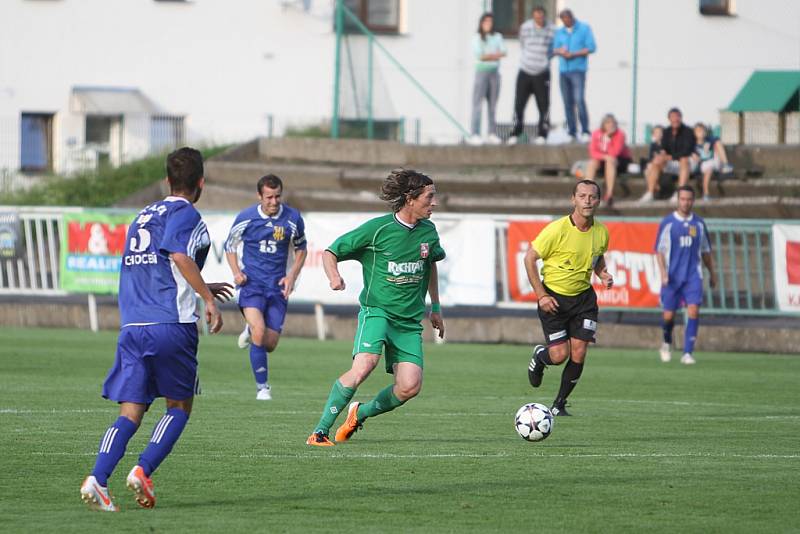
237, 284, 288, 333
660, 278, 704, 311
102, 323, 199, 405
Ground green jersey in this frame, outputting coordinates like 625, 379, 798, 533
328, 213, 446, 326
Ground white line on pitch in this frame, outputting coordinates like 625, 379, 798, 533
27, 451, 800, 460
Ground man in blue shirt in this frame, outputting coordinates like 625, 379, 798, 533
552, 9, 596, 142
225, 174, 307, 400
80, 147, 233, 512
654, 186, 717, 365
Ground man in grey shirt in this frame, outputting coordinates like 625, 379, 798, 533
509, 5, 554, 145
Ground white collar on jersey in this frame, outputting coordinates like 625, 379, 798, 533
258, 204, 284, 220
393, 212, 417, 229
672, 211, 694, 223
164, 195, 190, 204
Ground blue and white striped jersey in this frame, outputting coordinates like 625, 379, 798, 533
654, 211, 711, 285
224, 203, 307, 293
118, 196, 210, 327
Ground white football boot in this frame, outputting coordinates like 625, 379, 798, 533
80, 476, 118, 512
256, 384, 272, 401
681, 353, 696, 365
237, 325, 251, 349
659, 342, 672, 363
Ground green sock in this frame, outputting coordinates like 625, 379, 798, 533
314, 380, 355, 435
356, 385, 405, 421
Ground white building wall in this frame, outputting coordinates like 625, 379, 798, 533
0, 0, 798, 174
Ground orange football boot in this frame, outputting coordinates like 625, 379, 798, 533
334, 402, 363, 443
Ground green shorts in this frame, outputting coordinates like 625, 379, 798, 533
352, 307, 424, 374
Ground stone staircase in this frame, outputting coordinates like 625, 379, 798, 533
186, 137, 800, 218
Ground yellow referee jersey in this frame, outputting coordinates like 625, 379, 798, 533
532, 215, 609, 296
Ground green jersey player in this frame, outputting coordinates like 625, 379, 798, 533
306, 169, 446, 446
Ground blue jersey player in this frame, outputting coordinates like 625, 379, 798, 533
225, 174, 307, 400
80, 148, 233, 512
655, 186, 716, 365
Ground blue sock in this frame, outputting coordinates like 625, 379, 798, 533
684, 317, 699, 354
249, 344, 268, 386
91, 416, 138, 486
662, 320, 674, 344
138, 408, 189, 476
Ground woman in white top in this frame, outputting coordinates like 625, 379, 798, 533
468, 13, 507, 145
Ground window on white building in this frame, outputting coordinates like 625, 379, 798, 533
492, 0, 558, 37
20, 113, 54, 173
700, 0, 735, 16
341, 0, 400, 34
150, 115, 186, 153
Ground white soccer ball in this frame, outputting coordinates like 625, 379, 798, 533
514, 402, 554, 442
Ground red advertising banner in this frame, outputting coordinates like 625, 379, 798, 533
507, 220, 662, 308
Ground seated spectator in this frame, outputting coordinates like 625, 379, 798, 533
644, 125, 664, 170
691, 123, 734, 201
584, 114, 631, 205
640, 108, 695, 202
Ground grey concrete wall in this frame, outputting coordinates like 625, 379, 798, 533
257, 137, 799, 176
1, 301, 797, 355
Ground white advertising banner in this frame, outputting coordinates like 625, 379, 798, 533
772, 224, 800, 312
201, 212, 497, 306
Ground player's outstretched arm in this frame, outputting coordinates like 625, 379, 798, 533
280, 248, 308, 299
428, 262, 445, 338
322, 250, 345, 291
171, 252, 223, 333
594, 255, 613, 289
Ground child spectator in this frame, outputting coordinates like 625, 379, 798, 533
692, 123, 734, 201
584, 114, 631, 206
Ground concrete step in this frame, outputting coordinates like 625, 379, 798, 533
255, 137, 798, 176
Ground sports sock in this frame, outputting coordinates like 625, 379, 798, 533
91, 416, 138, 486
249, 344, 268, 385
314, 380, 355, 435
662, 319, 674, 344
138, 408, 189, 477
537, 345, 554, 365
356, 385, 405, 421
554, 359, 584, 406
684, 317, 699, 354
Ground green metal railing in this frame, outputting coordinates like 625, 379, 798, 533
331, 0, 468, 141
704, 220, 777, 315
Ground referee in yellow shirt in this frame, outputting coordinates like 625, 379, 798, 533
524, 180, 613, 416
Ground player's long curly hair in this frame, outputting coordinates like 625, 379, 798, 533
380, 169, 433, 213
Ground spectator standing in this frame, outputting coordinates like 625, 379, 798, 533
640, 108, 696, 202
553, 9, 596, 142
691, 123, 734, 201
508, 6, 554, 146
584, 114, 632, 205
468, 13, 507, 145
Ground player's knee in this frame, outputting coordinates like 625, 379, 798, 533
548, 344, 570, 365
250, 326, 267, 347
395, 382, 421, 401
165, 399, 193, 416
570, 349, 587, 363
264, 335, 279, 352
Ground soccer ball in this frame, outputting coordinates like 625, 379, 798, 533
514, 403, 554, 442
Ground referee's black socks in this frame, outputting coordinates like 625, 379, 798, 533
536, 345, 554, 366
555, 359, 584, 405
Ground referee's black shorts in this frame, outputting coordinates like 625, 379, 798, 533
538, 284, 599, 346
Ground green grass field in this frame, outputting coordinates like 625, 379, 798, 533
1, 327, 798, 533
